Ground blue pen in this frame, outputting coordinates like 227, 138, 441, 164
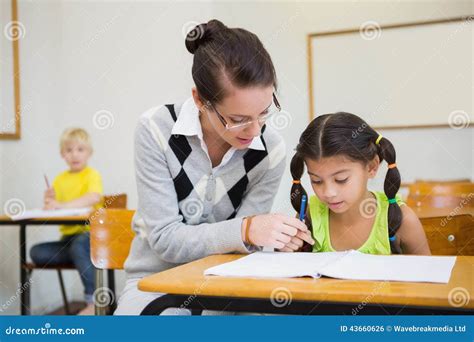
299, 194, 307, 221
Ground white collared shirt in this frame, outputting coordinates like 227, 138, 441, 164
171, 97, 265, 172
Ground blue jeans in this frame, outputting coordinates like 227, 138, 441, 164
30, 232, 94, 303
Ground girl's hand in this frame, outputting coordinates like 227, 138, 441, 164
277, 230, 315, 252
243, 213, 315, 250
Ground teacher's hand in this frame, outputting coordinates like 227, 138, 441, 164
242, 213, 315, 251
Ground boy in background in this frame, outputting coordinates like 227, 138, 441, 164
30, 128, 103, 315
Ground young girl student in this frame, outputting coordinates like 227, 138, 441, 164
289, 112, 430, 255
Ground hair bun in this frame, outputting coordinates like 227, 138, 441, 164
185, 23, 208, 54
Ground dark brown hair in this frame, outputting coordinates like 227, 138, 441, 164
290, 112, 402, 254
185, 19, 277, 104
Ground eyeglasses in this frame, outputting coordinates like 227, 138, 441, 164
205, 93, 281, 131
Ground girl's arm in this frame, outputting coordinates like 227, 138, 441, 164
396, 205, 431, 255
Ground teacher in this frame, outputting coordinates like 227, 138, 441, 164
115, 19, 314, 315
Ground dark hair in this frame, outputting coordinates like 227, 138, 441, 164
290, 112, 402, 254
185, 19, 277, 104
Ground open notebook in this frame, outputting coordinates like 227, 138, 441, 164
204, 250, 457, 284
10, 207, 92, 221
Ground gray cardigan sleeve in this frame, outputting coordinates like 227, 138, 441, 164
134, 118, 286, 264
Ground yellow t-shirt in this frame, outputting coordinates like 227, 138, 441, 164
52, 166, 103, 236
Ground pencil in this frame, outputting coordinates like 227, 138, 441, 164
299, 194, 307, 221
44, 174, 50, 188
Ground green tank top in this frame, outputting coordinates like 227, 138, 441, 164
308, 191, 405, 255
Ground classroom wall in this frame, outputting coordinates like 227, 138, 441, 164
210, 0, 473, 206
0, 0, 472, 314
0, 0, 214, 315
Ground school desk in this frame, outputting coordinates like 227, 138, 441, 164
0, 215, 89, 315
139, 254, 474, 315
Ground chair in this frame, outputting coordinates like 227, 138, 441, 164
408, 182, 473, 196
414, 178, 471, 184
420, 214, 474, 256
102, 194, 127, 209
406, 182, 473, 209
26, 193, 127, 315
89, 209, 135, 315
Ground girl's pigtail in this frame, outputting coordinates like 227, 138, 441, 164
376, 135, 403, 254
290, 152, 312, 252
290, 152, 307, 213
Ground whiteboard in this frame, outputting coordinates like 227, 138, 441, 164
308, 17, 473, 128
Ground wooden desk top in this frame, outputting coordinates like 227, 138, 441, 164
139, 254, 474, 309
0, 215, 90, 223
414, 207, 473, 219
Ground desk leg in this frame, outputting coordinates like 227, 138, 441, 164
19, 224, 31, 315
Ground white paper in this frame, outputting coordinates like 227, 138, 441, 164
205, 251, 349, 278
10, 207, 92, 221
319, 250, 457, 283
204, 250, 457, 284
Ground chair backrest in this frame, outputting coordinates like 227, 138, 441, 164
89, 209, 135, 270
420, 214, 474, 256
406, 182, 473, 209
103, 193, 127, 209
414, 178, 471, 184
406, 194, 474, 209
408, 182, 474, 197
